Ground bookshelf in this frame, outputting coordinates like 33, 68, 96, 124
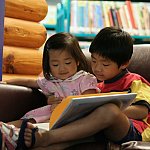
56, 0, 150, 44
0, 0, 5, 80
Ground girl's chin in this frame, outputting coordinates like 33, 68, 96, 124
59, 75, 71, 80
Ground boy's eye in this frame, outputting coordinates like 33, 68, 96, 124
65, 62, 71, 65
103, 64, 109, 66
92, 60, 96, 63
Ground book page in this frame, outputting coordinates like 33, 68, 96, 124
34, 123, 49, 131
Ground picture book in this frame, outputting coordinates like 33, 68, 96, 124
49, 92, 137, 129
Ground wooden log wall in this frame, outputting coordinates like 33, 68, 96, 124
3, 0, 48, 80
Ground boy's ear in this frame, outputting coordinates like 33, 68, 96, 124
77, 61, 79, 66
120, 61, 130, 69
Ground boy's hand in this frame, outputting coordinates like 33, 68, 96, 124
123, 105, 148, 120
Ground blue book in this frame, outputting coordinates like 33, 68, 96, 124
96, 2, 104, 29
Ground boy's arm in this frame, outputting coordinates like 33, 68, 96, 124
123, 104, 149, 120
4, 78, 39, 88
125, 78, 150, 120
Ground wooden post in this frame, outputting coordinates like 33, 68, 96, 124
0, 0, 5, 81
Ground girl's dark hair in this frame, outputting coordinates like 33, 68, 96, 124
89, 27, 133, 67
43, 32, 89, 80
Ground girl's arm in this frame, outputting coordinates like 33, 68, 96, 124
123, 105, 149, 120
4, 78, 39, 88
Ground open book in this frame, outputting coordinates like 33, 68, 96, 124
49, 92, 136, 129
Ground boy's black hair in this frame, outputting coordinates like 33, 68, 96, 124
43, 32, 89, 80
89, 27, 133, 67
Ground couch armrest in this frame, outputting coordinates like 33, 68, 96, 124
0, 84, 47, 122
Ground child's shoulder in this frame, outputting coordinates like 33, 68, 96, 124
127, 72, 150, 85
74, 70, 96, 79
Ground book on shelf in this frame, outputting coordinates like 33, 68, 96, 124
116, 9, 123, 29
125, 0, 137, 30
49, 92, 137, 130
110, 8, 119, 27
70, 1, 105, 34
124, 4, 132, 30
101, 1, 110, 27
142, 3, 150, 36
68, 1, 150, 36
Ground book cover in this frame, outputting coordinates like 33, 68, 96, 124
132, 3, 145, 35
125, 0, 137, 29
119, 6, 128, 31
114, 1, 124, 29
142, 3, 150, 36
108, 8, 114, 26
95, 2, 104, 29
116, 10, 123, 29
88, 1, 94, 33
101, 1, 110, 27
124, 4, 132, 33
70, 1, 78, 33
49, 92, 136, 129
110, 8, 119, 27
77, 1, 85, 33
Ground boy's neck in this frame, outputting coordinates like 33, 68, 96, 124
104, 69, 128, 84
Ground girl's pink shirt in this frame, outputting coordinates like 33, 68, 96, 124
37, 70, 99, 98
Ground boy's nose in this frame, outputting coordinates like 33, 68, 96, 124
95, 64, 103, 72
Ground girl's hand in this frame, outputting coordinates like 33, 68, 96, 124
51, 103, 59, 112
47, 96, 63, 112
47, 96, 62, 105
0, 81, 7, 84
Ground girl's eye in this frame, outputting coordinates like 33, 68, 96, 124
53, 64, 58, 67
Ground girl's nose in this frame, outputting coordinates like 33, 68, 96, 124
59, 65, 66, 72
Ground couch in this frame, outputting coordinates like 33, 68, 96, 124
0, 44, 150, 149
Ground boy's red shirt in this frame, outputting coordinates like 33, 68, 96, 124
97, 69, 150, 141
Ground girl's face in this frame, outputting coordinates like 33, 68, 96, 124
91, 53, 128, 81
49, 49, 78, 80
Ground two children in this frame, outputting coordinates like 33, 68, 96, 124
22, 27, 150, 149
1, 27, 150, 150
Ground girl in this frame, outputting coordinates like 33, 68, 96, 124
0, 32, 98, 149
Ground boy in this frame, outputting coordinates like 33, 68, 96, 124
6, 27, 150, 149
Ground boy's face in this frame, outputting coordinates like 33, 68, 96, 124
91, 53, 127, 81
49, 50, 78, 80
